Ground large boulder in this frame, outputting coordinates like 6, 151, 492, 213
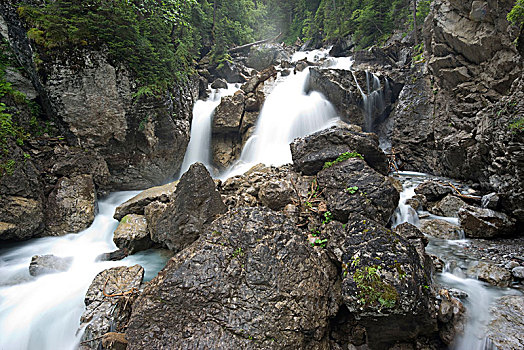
126, 207, 339, 349
419, 219, 464, 240
29, 254, 73, 276
458, 205, 517, 238
0, 195, 44, 241
113, 181, 178, 221
466, 261, 512, 287
45, 174, 97, 236
290, 125, 389, 176
324, 215, 436, 348
79, 265, 144, 350
113, 214, 153, 254
414, 181, 453, 202
149, 163, 227, 252
245, 44, 290, 71
430, 194, 467, 217
317, 158, 399, 225
486, 295, 524, 350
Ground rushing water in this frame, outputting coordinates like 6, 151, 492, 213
392, 171, 522, 349
0, 192, 171, 350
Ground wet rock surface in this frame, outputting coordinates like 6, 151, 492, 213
459, 205, 517, 238
466, 261, 512, 287
420, 219, 463, 240
126, 207, 338, 349
79, 265, 144, 350
149, 163, 226, 252
29, 254, 73, 276
414, 181, 453, 202
487, 295, 524, 350
429, 195, 467, 217
290, 125, 389, 176
317, 158, 399, 225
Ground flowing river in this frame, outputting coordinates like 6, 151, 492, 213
0, 49, 520, 349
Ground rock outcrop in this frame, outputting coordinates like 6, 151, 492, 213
487, 295, 524, 349
113, 214, 153, 254
459, 205, 517, 238
126, 208, 339, 349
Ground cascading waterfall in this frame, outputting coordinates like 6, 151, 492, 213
393, 171, 522, 350
179, 84, 239, 176
352, 70, 385, 132
0, 192, 171, 350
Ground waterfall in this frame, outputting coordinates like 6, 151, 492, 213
352, 71, 385, 132
221, 67, 339, 179
179, 84, 239, 176
0, 192, 170, 350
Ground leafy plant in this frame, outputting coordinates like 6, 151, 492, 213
323, 152, 364, 169
345, 186, 359, 194
311, 238, 328, 248
232, 247, 244, 258
322, 211, 333, 225
353, 264, 398, 309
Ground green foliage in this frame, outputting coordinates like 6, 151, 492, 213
353, 264, 398, 308
311, 238, 328, 248
345, 186, 359, 194
508, 0, 524, 26
322, 211, 333, 225
323, 151, 364, 169
509, 117, 524, 133
232, 247, 244, 258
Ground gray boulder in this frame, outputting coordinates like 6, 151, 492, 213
79, 265, 144, 350
512, 266, 524, 279
317, 158, 399, 225
459, 205, 517, 238
487, 295, 524, 350
0, 195, 44, 241
437, 289, 466, 345
466, 261, 512, 287
45, 174, 97, 236
419, 219, 464, 240
126, 207, 338, 349
324, 215, 436, 348
258, 179, 294, 210
290, 125, 389, 176
29, 254, 73, 276
150, 163, 227, 252
211, 78, 228, 89
113, 214, 153, 254
430, 195, 467, 217
414, 181, 453, 202
114, 181, 178, 221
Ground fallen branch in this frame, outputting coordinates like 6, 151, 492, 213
438, 181, 481, 201
228, 32, 282, 53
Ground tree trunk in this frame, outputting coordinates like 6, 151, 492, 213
413, 0, 418, 46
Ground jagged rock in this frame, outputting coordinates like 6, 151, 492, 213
414, 181, 453, 202
486, 295, 524, 350
294, 60, 310, 72
466, 261, 512, 287
437, 289, 466, 345
290, 125, 389, 176
281, 68, 291, 76
419, 219, 463, 240
317, 158, 399, 225
241, 66, 277, 94
113, 214, 153, 254
458, 205, 516, 238
149, 163, 226, 252
212, 59, 247, 83
45, 174, 97, 236
211, 78, 228, 89
394, 223, 433, 282
324, 215, 436, 348
406, 194, 428, 211
512, 266, 524, 279
329, 36, 355, 57
0, 195, 44, 241
126, 207, 338, 349
430, 195, 467, 217
258, 179, 294, 211
29, 254, 73, 276
213, 92, 245, 133
113, 181, 178, 221
481, 192, 500, 210
79, 265, 143, 350
246, 44, 289, 71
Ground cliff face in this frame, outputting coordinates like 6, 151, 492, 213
392, 0, 523, 223
0, 1, 197, 240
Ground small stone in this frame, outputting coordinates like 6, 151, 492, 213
505, 261, 520, 269
512, 266, 524, 279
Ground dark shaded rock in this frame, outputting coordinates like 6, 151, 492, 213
437, 289, 466, 345
126, 207, 338, 349
419, 219, 463, 240
290, 125, 389, 176
79, 265, 144, 350
466, 261, 512, 287
113, 214, 153, 254
317, 158, 399, 225
150, 163, 226, 252
481, 192, 500, 210
414, 181, 453, 202
329, 36, 354, 57
281, 68, 291, 76
430, 195, 467, 217
324, 215, 436, 348
96, 249, 129, 262
406, 194, 428, 211
240, 66, 277, 94
458, 205, 516, 238
246, 44, 289, 71
113, 181, 177, 221
213, 60, 247, 83
29, 254, 73, 276
45, 174, 97, 236
211, 78, 228, 89
0, 195, 44, 241
487, 295, 524, 350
